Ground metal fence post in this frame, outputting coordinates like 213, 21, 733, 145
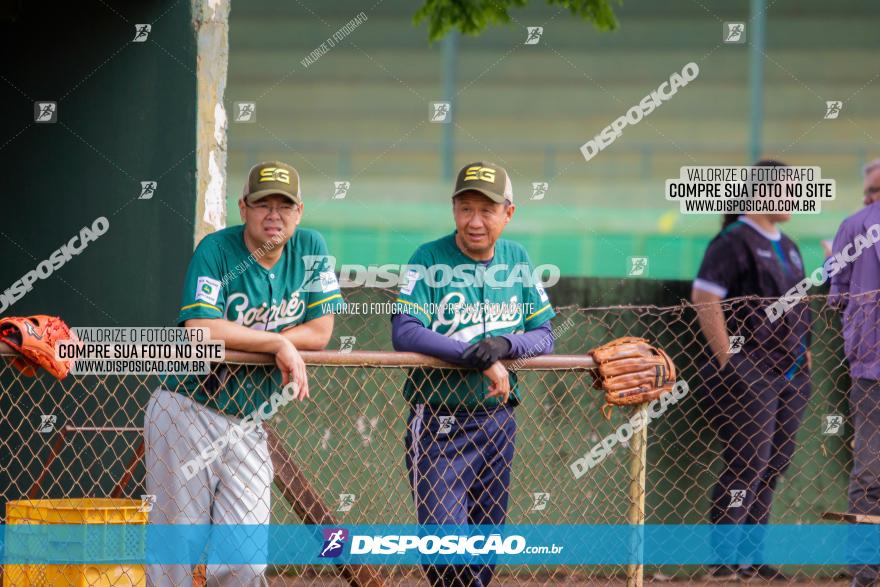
748, 0, 767, 163
626, 403, 648, 587
441, 30, 458, 180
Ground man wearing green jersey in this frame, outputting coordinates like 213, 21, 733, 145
144, 161, 343, 586
393, 161, 556, 587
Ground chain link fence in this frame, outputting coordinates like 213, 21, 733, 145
0, 287, 872, 585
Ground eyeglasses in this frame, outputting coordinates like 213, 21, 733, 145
864, 186, 880, 198
246, 202, 299, 217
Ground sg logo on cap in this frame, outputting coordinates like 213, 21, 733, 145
464, 166, 496, 183
259, 167, 291, 184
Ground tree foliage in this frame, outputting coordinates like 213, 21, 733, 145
414, 0, 620, 42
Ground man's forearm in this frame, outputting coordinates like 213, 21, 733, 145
185, 318, 286, 353
694, 304, 730, 364
391, 314, 470, 365
280, 315, 333, 351
828, 227, 853, 310
827, 286, 849, 311
501, 323, 554, 358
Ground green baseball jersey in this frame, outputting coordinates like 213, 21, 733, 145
168, 225, 344, 417
395, 231, 555, 408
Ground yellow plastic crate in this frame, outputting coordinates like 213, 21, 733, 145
4, 498, 148, 587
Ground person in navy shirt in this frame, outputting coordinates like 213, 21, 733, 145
691, 160, 812, 582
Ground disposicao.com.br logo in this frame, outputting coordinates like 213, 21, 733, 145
319, 528, 349, 558
350, 534, 528, 555
317, 528, 563, 558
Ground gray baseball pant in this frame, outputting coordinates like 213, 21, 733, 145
849, 378, 880, 587
144, 387, 272, 586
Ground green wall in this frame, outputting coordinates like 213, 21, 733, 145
0, 1, 196, 327
0, 0, 198, 518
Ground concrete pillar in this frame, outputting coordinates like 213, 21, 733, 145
193, 0, 230, 246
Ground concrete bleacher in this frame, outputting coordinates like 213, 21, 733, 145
225, 0, 879, 278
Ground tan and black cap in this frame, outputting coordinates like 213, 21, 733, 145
242, 161, 302, 204
452, 161, 513, 204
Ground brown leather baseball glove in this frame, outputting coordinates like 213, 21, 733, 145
0, 315, 74, 380
589, 336, 676, 414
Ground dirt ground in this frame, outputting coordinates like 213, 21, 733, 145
269, 573, 852, 586
269, 580, 850, 586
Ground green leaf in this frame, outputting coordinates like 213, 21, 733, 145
546, 0, 620, 31
414, 0, 620, 41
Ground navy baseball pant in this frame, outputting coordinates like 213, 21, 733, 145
699, 353, 811, 560
404, 403, 516, 587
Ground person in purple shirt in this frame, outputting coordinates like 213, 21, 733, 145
828, 158, 880, 587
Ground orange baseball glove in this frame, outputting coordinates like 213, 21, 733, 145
0, 315, 74, 380
589, 336, 676, 415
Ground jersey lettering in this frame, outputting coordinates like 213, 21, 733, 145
226, 291, 306, 330
432, 292, 524, 342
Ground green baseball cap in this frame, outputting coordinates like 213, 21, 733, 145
452, 161, 513, 204
243, 161, 302, 204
